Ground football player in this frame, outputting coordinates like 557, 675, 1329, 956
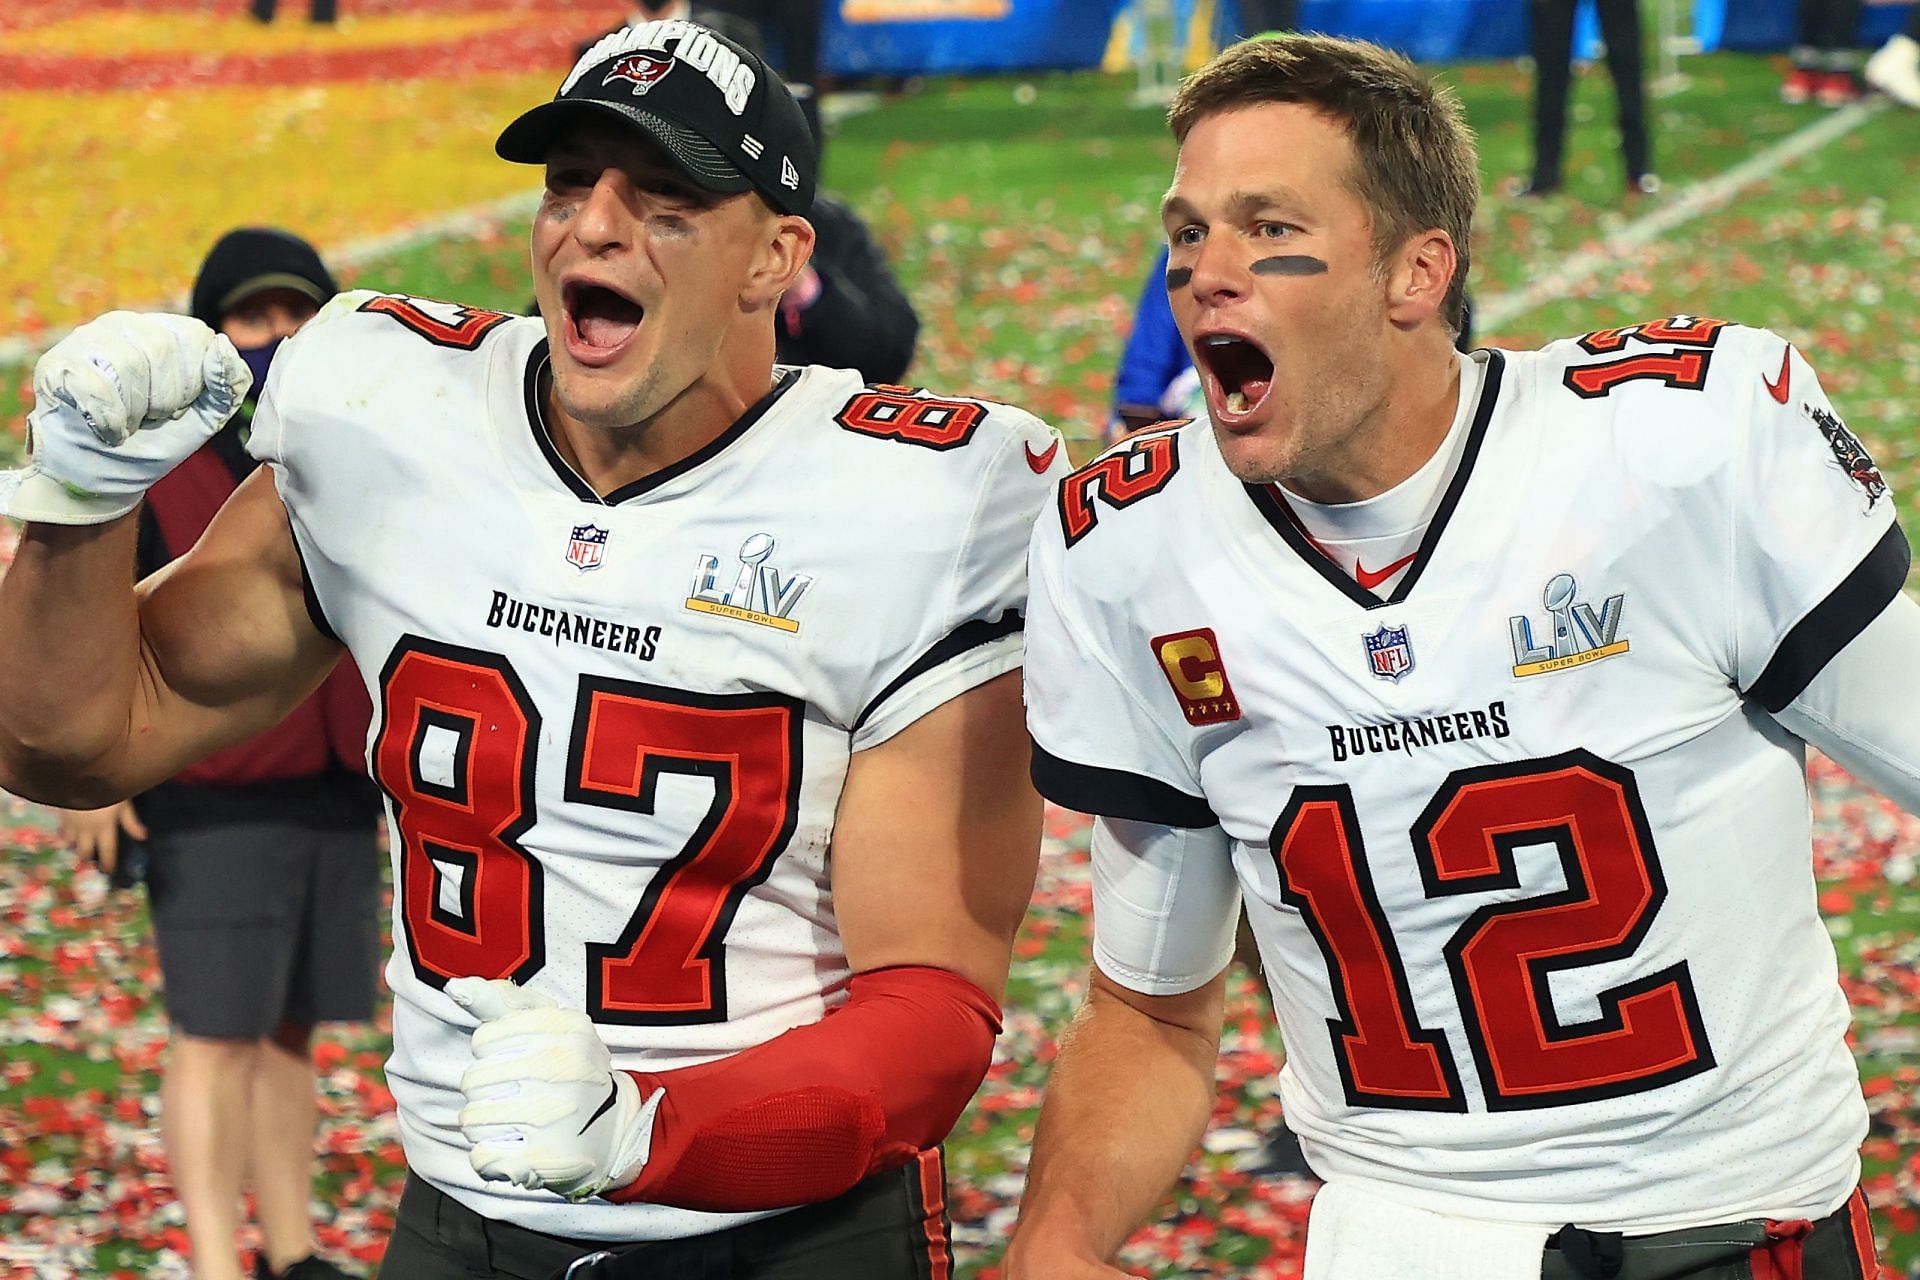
1009, 33, 1912, 1280
0, 20, 1065, 1280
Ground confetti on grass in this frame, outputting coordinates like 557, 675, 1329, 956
3, 18, 1920, 1279
2, 619, 1919, 1278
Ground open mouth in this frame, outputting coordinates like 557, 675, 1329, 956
563, 280, 645, 354
1196, 334, 1275, 418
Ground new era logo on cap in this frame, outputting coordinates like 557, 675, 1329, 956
495, 17, 816, 216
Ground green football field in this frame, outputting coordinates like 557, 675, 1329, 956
3, 44, 1920, 1279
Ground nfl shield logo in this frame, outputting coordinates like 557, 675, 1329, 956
1364, 624, 1414, 682
566, 523, 609, 572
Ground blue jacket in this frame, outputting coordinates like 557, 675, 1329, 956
1112, 245, 1190, 419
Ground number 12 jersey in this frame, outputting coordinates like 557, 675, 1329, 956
1026, 321, 1906, 1231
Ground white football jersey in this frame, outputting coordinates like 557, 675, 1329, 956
251, 292, 1065, 1240
1026, 320, 1906, 1232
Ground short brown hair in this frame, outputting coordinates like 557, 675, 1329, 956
1169, 34, 1478, 333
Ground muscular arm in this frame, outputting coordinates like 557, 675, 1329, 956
0, 469, 342, 805
601, 669, 1042, 1210
1007, 966, 1227, 1278
832, 667, 1041, 997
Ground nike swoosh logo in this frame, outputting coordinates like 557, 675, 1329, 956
1355, 552, 1419, 591
1764, 344, 1792, 404
579, 1080, 619, 1135
1025, 439, 1061, 474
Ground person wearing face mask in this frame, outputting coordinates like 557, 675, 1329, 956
50, 227, 382, 1280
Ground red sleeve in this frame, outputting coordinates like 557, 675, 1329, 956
606, 965, 1001, 1212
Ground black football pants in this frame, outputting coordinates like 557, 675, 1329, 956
378, 1151, 955, 1280
1540, 1187, 1880, 1280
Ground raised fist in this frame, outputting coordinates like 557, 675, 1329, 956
0, 312, 252, 524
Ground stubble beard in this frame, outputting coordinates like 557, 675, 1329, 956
554, 357, 670, 435
1232, 314, 1396, 495
1215, 424, 1305, 488
1215, 373, 1382, 496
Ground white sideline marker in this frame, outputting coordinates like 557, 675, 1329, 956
1477, 98, 1886, 338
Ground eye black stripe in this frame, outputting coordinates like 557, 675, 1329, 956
1251, 255, 1328, 276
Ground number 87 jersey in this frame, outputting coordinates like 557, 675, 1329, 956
1025, 325, 1907, 1233
249, 295, 1065, 1241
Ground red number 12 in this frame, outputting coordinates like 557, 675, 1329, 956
1274, 751, 1714, 1111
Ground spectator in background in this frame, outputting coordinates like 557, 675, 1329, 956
55, 228, 382, 1280
1864, 7, 1920, 107
251, 0, 336, 23
1111, 245, 1192, 438
777, 192, 919, 383
1231, 0, 1297, 39
1784, 0, 1863, 105
1522, 0, 1656, 197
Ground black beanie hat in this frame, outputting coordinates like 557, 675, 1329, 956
190, 227, 337, 329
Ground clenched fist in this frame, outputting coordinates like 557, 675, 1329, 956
0, 312, 252, 524
446, 977, 664, 1202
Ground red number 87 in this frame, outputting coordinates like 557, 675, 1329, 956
374, 637, 802, 1025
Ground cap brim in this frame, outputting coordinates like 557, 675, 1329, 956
495, 99, 752, 195
215, 272, 330, 317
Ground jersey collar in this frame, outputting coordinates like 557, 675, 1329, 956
521, 340, 799, 505
1243, 348, 1505, 610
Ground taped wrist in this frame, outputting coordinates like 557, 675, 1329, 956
607, 964, 1001, 1211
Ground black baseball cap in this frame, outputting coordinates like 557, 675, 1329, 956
190, 227, 338, 329
496, 18, 816, 217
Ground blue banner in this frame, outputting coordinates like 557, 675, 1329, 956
822, 0, 1916, 78
1697, 0, 1915, 51
1296, 0, 1531, 62
823, 0, 1534, 77
824, 0, 1129, 75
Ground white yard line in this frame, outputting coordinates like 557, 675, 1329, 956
0, 187, 541, 367
325, 186, 540, 269
1475, 97, 1885, 337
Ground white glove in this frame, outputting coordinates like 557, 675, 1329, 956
446, 977, 665, 1202
0, 312, 252, 524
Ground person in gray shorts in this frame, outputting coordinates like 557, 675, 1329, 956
55, 228, 383, 1280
